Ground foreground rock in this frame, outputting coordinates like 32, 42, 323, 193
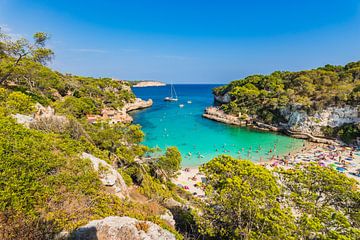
81, 153, 129, 199
71, 216, 175, 240
132, 81, 166, 87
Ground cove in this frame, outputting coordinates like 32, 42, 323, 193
131, 84, 304, 167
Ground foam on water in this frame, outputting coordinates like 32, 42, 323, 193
131, 84, 303, 167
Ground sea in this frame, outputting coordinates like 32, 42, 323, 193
131, 84, 304, 167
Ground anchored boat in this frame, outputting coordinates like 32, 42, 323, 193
164, 83, 178, 101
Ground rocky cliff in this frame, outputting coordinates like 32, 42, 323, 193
203, 105, 358, 144
125, 98, 153, 112
282, 105, 359, 136
203, 107, 246, 126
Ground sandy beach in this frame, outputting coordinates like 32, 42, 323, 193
173, 142, 360, 197
172, 167, 206, 197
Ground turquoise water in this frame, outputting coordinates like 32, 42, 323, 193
131, 84, 304, 167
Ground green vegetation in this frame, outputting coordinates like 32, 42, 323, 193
322, 123, 360, 144
198, 156, 295, 239
0, 30, 185, 239
214, 63, 360, 142
1, 29, 359, 240
197, 155, 360, 240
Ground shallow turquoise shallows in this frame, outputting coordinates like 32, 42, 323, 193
131, 84, 303, 167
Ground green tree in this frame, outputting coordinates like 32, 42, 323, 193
0, 30, 53, 84
277, 164, 360, 239
155, 147, 182, 176
197, 155, 296, 239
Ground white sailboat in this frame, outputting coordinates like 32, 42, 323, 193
164, 83, 178, 101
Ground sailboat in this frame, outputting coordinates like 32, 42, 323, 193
164, 83, 178, 101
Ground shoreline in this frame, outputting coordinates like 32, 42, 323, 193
173, 142, 360, 197
203, 106, 338, 145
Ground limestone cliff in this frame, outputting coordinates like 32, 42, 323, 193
282, 105, 359, 136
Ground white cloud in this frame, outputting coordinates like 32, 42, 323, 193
0, 23, 23, 39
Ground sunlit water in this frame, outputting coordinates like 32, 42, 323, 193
131, 84, 304, 167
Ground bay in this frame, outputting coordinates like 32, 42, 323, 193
131, 84, 303, 167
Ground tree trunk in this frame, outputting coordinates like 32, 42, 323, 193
0, 55, 23, 85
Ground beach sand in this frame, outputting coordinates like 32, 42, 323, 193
172, 167, 205, 197
173, 142, 360, 196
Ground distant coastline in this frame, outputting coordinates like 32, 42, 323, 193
132, 81, 166, 87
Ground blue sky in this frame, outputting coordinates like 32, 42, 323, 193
1, 0, 360, 83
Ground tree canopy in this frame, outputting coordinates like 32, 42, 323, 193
197, 155, 360, 240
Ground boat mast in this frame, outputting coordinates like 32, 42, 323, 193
170, 83, 173, 98
172, 84, 177, 99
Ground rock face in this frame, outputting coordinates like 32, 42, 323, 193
283, 105, 360, 136
71, 216, 175, 240
13, 113, 34, 127
132, 81, 166, 87
87, 98, 153, 124
159, 210, 176, 228
203, 104, 358, 144
125, 98, 153, 112
81, 153, 129, 199
13, 104, 69, 131
214, 93, 231, 104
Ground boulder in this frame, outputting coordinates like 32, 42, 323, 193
159, 210, 176, 227
71, 216, 176, 240
81, 153, 129, 199
214, 93, 231, 104
12, 113, 34, 127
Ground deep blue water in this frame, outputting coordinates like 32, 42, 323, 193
131, 84, 303, 167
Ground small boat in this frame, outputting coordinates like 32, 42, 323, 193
164, 83, 178, 101
187, 100, 192, 104
179, 104, 184, 108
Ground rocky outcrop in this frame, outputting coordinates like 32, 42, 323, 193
132, 81, 166, 87
71, 216, 175, 240
125, 98, 153, 112
203, 105, 357, 144
13, 104, 69, 131
214, 93, 231, 104
203, 107, 247, 126
282, 105, 359, 136
13, 114, 34, 127
159, 210, 176, 227
81, 153, 129, 199
88, 98, 153, 124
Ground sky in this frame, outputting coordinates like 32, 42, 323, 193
1, 0, 360, 83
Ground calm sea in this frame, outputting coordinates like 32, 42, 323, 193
131, 84, 303, 167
